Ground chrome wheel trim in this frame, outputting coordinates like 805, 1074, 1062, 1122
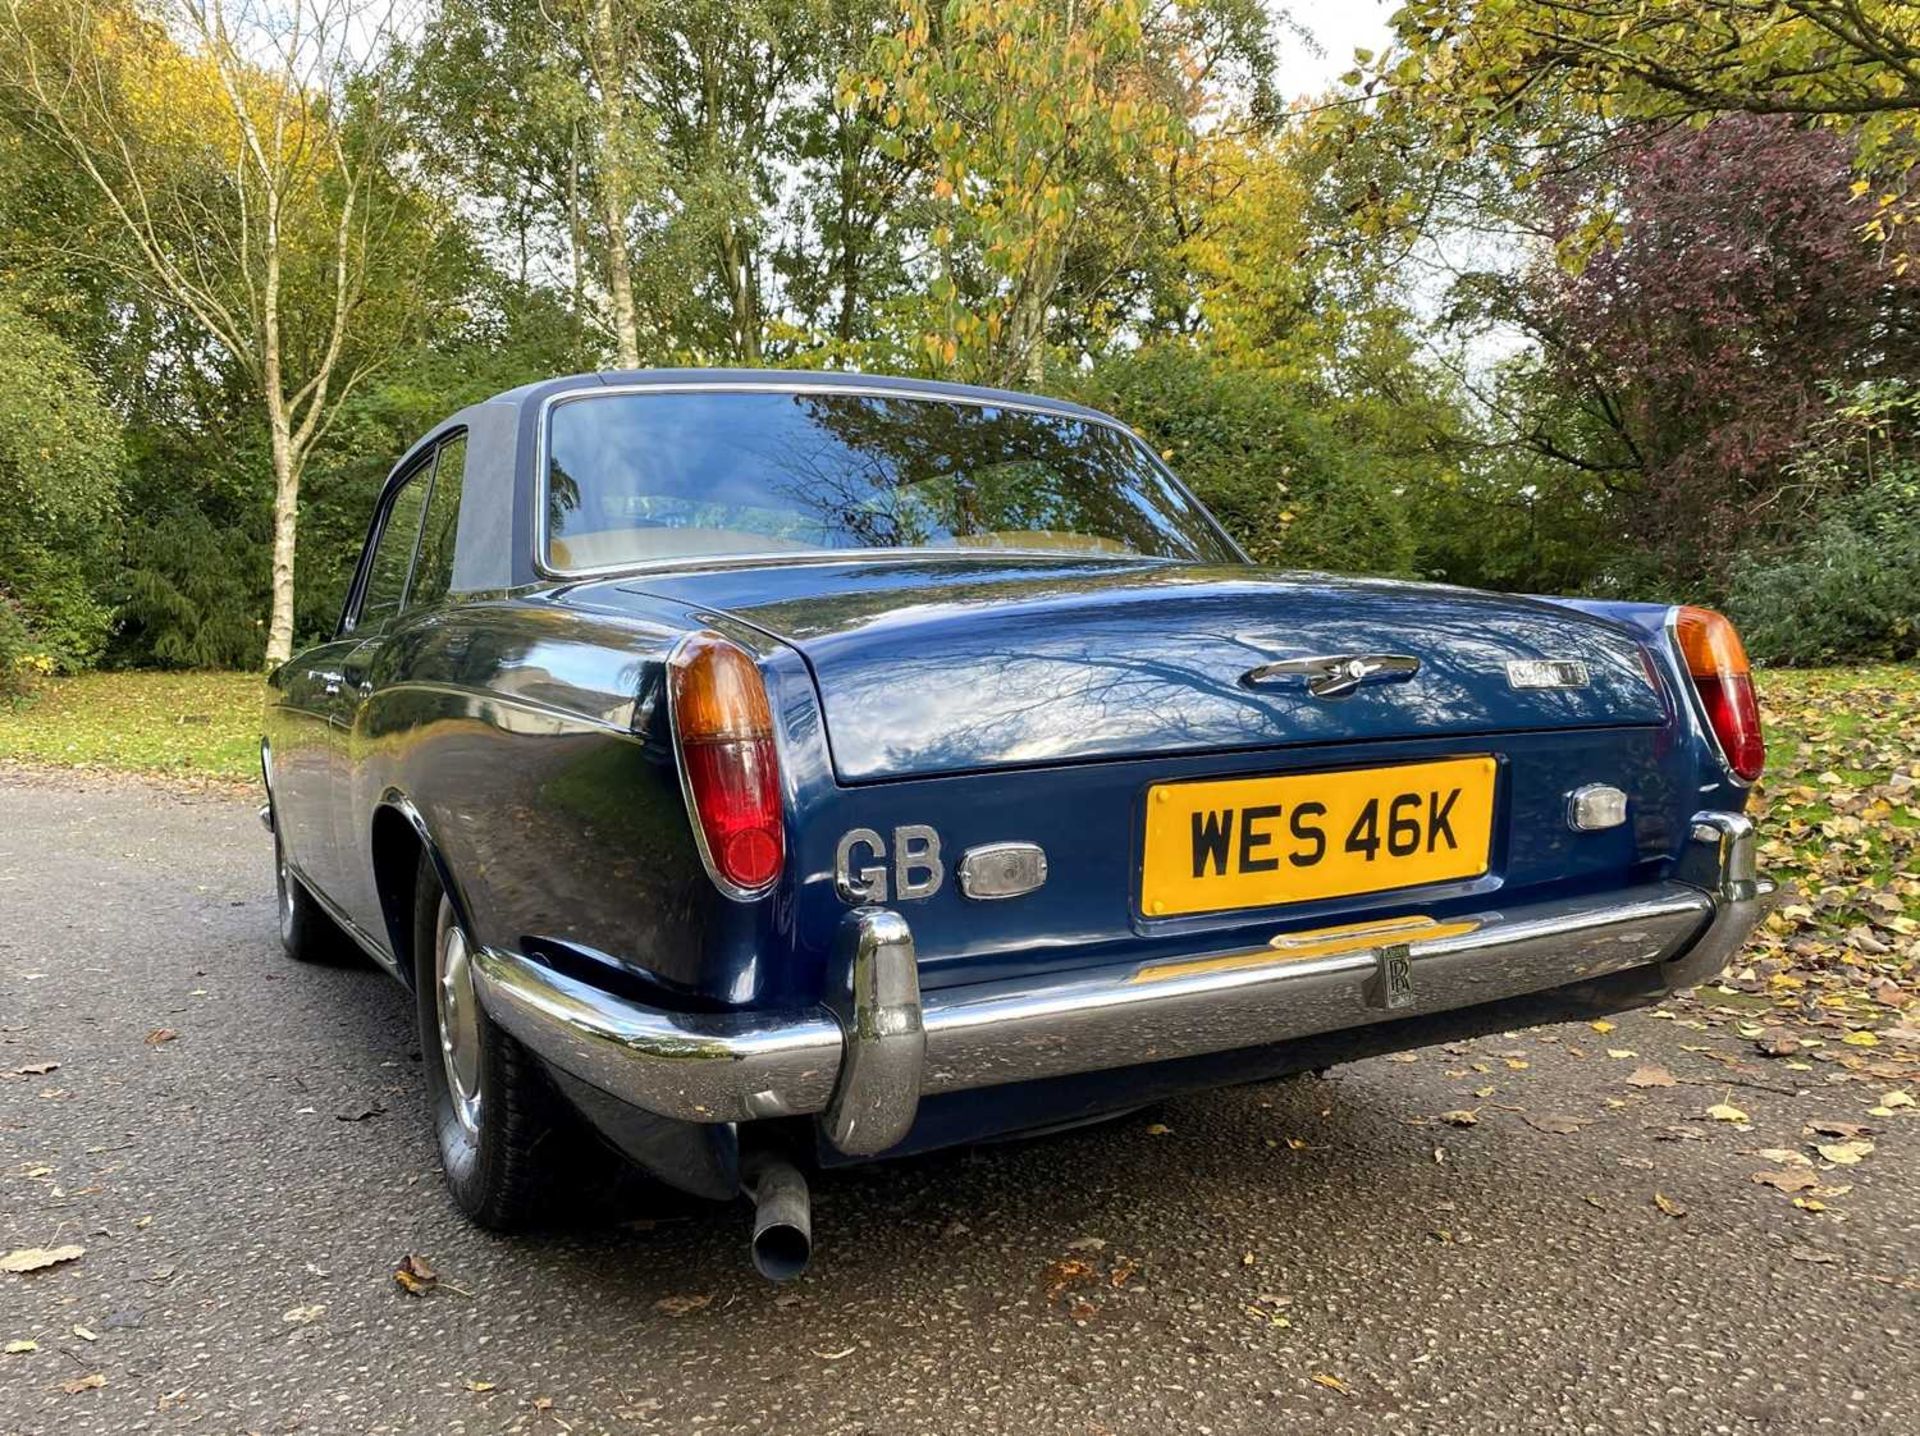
434, 897, 483, 1140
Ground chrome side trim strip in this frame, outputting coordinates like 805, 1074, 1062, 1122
823, 909, 925, 1155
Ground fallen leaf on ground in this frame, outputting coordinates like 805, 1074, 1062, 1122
1881, 1090, 1914, 1109
392, 1254, 438, 1296
464, 1379, 496, 1392
1789, 1246, 1841, 1265
1312, 1373, 1352, 1396
1606, 1049, 1637, 1060
281, 1305, 325, 1325
1589, 1020, 1615, 1034
1754, 1147, 1812, 1166
1042, 1258, 1095, 1302
1707, 1102, 1751, 1123
814, 1346, 857, 1360
1144, 1123, 1171, 1136
1815, 1140, 1874, 1165
5, 1340, 36, 1354
652, 1293, 711, 1317
70, 1325, 96, 1342
10, 1062, 57, 1076
1842, 1030, 1880, 1047
1064, 1236, 1106, 1252
60, 1373, 104, 1394
1438, 1109, 1479, 1127
1808, 1120, 1872, 1138
144, 1029, 177, 1046
1522, 1114, 1590, 1134
1653, 1192, 1686, 1218
1793, 1196, 1828, 1213
1754, 1031, 1801, 1057
1626, 1065, 1676, 1088
2, 1246, 84, 1274
1752, 1169, 1819, 1192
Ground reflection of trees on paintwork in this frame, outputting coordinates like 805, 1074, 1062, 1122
717, 558, 1664, 781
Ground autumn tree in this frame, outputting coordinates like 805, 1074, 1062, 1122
1451, 115, 1920, 588
1375, 0, 1920, 255
0, 0, 448, 665
855, 0, 1277, 386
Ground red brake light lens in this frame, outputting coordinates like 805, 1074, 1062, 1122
668, 633, 785, 894
1673, 606, 1765, 784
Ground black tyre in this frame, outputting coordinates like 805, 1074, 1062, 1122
274, 828, 341, 964
412, 853, 560, 1228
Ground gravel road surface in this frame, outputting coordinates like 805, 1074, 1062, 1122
1, 770, 1913, 1435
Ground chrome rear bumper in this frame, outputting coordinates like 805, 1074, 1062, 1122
472, 811, 1771, 1157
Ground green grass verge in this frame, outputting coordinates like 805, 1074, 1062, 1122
0, 670, 266, 784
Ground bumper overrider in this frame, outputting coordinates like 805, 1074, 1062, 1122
471, 811, 1772, 1158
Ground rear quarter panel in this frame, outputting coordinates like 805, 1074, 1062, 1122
346, 595, 702, 993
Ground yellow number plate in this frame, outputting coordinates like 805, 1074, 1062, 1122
1140, 756, 1497, 918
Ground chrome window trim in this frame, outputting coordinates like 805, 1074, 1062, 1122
531, 379, 1247, 581
342, 426, 468, 635
1663, 606, 1757, 791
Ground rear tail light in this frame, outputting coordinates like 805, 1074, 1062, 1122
1671, 606, 1765, 783
667, 632, 785, 896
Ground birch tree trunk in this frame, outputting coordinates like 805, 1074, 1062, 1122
591, 0, 642, 368
1, 0, 433, 671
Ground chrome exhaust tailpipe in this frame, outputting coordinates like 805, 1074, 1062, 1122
746, 1157, 811, 1282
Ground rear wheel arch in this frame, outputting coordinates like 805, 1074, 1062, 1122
370, 795, 471, 987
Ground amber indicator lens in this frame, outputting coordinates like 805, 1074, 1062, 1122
668, 634, 784, 892
1673, 606, 1764, 784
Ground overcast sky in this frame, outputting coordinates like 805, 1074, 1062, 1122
1273, 0, 1397, 103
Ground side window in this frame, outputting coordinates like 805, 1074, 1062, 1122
409, 433, 466, 609
356, 466, 432, 629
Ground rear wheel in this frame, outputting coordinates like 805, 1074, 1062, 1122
413, 854, 560, 1228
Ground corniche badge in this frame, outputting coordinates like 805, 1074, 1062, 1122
1507, 659, 1591, 690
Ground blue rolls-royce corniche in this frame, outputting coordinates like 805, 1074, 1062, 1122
263, 369, 1772, 1278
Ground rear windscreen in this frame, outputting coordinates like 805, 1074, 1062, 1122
543, 389, 1238, 570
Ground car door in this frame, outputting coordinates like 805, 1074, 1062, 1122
309, 446, 439, 930
330, 433, 466, 940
